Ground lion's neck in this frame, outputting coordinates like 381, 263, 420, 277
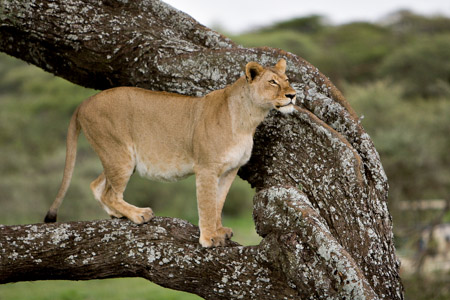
226, 77, 270, 134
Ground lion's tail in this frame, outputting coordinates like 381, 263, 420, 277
44, 105, 82, 223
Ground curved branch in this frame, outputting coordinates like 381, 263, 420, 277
254, 186, 379, 300
240, 107, 402, 298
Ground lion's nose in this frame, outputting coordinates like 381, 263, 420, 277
285, 93, 296, 100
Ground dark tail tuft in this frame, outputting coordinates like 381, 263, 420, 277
44, 210, 57, 223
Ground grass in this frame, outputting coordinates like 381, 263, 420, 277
0, 278, 202, 300
223, 215, 262, 246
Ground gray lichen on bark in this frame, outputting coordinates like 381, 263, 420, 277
1, 218, 298, 299
255, 187, 379, 299
0, 0, 403, 299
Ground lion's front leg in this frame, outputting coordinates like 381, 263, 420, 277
195, 167, 226, 247
215, 168, 239, 240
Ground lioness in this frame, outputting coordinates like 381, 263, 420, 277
45, 59, 296, 247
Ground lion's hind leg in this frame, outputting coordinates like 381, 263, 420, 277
90, 172, 123, 219
100, 182, 154, 224
99, 161, 154, 224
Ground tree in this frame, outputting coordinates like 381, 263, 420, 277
0, 0, 403, 299
378, 34, 450, 98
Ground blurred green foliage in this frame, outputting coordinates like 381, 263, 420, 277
1, 9, 449, 300
378, 34, 450, 97
345, 81, 450, 205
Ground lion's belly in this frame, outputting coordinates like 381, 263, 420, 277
134, 150, 195, 182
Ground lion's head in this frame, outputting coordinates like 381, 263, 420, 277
245, 59, 296, 114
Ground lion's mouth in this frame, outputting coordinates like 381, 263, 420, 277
276, 101, 293, 109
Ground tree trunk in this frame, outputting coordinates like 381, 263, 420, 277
0, 0, 403, 299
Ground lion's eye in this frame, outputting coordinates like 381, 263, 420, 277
269, 80, 278, 86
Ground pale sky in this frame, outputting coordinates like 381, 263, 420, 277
164, 0, 450, 33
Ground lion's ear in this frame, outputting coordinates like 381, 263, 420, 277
275, 59, 287, 73
245, 62, 264, 83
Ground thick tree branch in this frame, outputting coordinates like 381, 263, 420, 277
1, 186, 381, 300
0, 0, 403, 299
0, 216, 299, 300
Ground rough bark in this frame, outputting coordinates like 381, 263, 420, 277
0, 217, 296, 299
0, 0, 403, 299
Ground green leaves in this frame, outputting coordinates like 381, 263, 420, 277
378, 34, 450, 98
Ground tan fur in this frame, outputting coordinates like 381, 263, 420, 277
45, 59, 296, 247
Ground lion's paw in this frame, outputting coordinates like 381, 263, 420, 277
199, 233, 227, 248
128, 207, 154, 224
217, 226, 233, 239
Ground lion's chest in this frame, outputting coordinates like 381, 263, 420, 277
222, 135, 253, 171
